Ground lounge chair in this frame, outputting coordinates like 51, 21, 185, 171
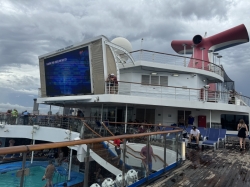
202, 128, 220, 150
218, 129, 227, 148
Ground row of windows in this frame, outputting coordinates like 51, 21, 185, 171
141, 75, 168, 86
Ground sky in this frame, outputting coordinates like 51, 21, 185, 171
0, 0, 250, 114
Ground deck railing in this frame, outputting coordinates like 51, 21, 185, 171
130, 50, 224, 77
0, 118, 183, 187
105, 81, 250, 106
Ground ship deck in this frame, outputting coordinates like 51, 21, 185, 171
145, 137, 250, 187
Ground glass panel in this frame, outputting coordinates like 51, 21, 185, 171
151, 76, 159, 85
141, 75, 150, 85
160, 76, 168, 86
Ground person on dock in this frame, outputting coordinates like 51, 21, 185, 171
237, 119, 248, 151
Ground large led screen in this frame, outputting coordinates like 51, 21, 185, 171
44, 46, 91, 97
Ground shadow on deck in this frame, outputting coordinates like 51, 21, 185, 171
145, 136, 250, 187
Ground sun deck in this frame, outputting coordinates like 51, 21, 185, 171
146, 137, 250, 187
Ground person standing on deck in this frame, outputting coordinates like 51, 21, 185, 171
140, 143, 157, 173
22, 110, 29, 125
237, 119, 248, 151
112, 132, 122, 165
188, 114, 194, 127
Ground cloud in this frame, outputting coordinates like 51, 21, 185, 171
0, 0, 249, 113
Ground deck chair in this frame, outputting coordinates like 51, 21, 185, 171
218, 129, 227, 148
202, 128, 220, 150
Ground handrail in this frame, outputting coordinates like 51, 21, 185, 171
101, 122, 115, 136
101, 121, 166, 162
126, 143, 167, 165
130, 49, 222, 69
110, 81, 245, 95
0, 129, 182, 155
96, 122, 144, 160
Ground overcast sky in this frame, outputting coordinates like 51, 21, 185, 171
0, 0, 250, 114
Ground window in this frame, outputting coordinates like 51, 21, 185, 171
141, 75, 168, 86
142, 75, 150, 85
151, 76, 159, 85
160, 76, 168, 86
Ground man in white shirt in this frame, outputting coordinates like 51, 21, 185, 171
189, 126, 200, 144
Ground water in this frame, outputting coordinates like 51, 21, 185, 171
0, 166, 66, 187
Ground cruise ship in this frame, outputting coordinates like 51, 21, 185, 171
0, 24, 249, 187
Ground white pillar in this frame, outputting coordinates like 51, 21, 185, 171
217, 55, 222, 66
68, 148, 73, 181
191, 45, 195, 67
210, 110, 212, 128
31, 139, 35, 164
125, 104, 128, 133
183, 44, 186, 66
213, 53, 219, 65
200, 47, 205, 69
101, 104, 103, 122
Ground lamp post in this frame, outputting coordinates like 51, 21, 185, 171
213, 52, 219, 65
140, 38, 143, 61
217, 55, 222, 65
208, 50, 213, 63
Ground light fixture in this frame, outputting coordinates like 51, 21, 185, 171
203, 80, 206, 82
172, 74, 179, 77
33, 125, 40, 130
151, 72, 157, 75
0, 124, 5, 128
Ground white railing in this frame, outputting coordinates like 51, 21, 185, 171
106, 81, 250, 106
130, 50, 224, 77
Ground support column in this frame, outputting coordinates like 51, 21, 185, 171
20, 152, 27, 187
210, 110, 212, 128
101, 104, 103, 122
83, 145, 90, 187
31, 139, 35, 164
163, 134, 166, 172
191, 45, 195, 67
146, 136, 150, 178
125, 104, 128, 133
182, 44, 186, 66
200, 47, 205, 70
68, 148, 73, 181
122, 138, 127, 187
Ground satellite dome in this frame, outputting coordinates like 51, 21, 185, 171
111, 37, 132, 52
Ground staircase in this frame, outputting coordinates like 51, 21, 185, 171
91, 142, 122, 169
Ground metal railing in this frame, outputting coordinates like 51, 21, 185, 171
105, 81, 250, 106
0, 120, 183, 187
130, 50, 224, 77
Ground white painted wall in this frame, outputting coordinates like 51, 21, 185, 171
0, 125, 79, 142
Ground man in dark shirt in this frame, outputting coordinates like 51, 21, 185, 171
188, 114, 194, 126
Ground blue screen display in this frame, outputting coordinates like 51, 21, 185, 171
44, 46, 91, 96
